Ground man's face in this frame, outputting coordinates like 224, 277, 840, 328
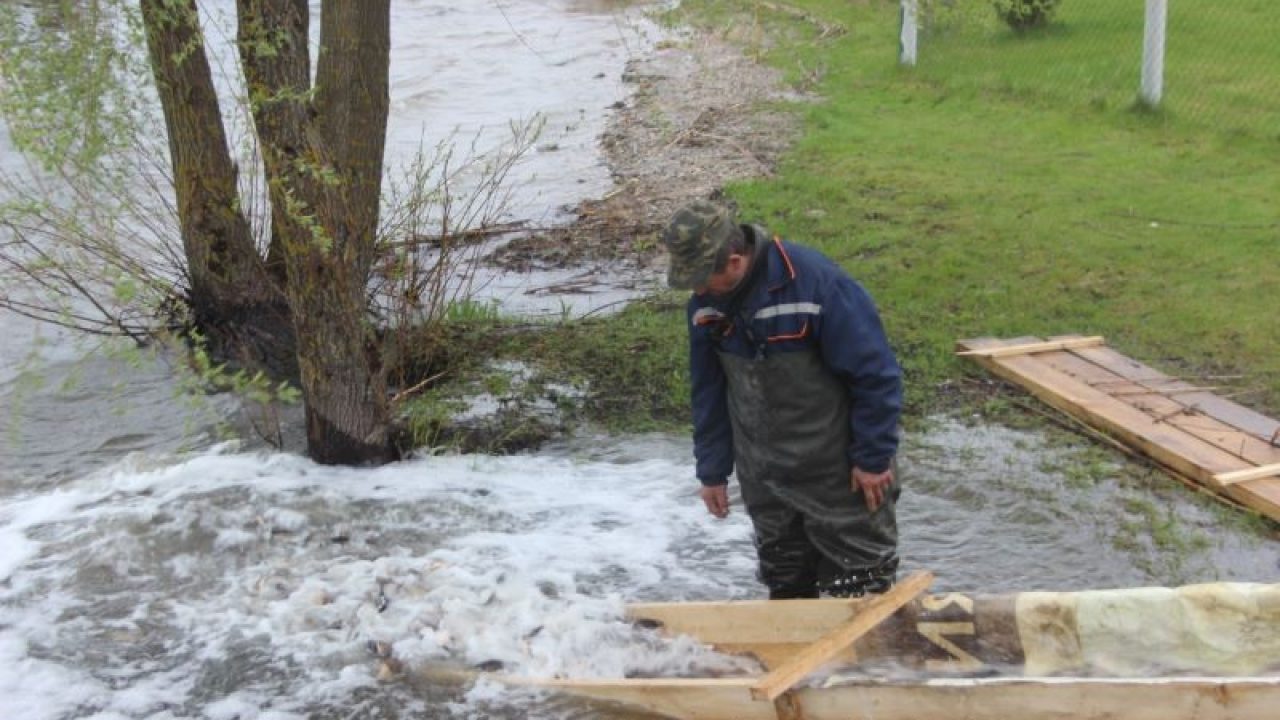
695, 253, 749, 297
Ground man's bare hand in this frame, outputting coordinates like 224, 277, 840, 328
852, 466, 894, 512
700, 484, 729, 518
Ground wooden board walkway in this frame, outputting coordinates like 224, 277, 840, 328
957, 335, 1280, 522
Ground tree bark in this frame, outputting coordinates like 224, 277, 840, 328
237, 0, 395, 464
139, 0, 295, 376
315, 0, 391, 285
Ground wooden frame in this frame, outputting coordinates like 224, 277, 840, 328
750, 572, 932, 701
956, 335, 1280, 521
419, 581, 1280, 720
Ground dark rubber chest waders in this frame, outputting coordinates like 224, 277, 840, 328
718, 343, 899, 598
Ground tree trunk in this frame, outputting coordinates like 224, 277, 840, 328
315, 0, 391, 284
139, 0, 295, 377
237, 0, 395, 465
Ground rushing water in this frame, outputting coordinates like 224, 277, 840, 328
1, 2, 1276, 720
2, 420, 1274, 719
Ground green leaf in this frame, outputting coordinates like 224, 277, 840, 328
112, 276, 138, 303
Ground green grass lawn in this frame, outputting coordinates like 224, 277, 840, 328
674, 0, 1280, 415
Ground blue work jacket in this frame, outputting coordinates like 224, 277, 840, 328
687, 229, 902, 486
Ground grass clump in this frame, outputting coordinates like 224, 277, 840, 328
397, 298, 690, 451
490, 298, 692, 433
1114, 495, 1215, 581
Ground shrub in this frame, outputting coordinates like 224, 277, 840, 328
994, 0, 1059, 31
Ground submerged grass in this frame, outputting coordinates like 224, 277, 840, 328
489, 299, 692, 432
400, 299, 691, 449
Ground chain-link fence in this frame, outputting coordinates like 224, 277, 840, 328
898, 0, 1278, 141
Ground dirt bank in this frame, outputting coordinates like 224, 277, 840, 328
489, 23, 809, 275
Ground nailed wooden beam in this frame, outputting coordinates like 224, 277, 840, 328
457, 673, 1280, 720
628, 597, 864, 646
749, 571, 934, 702
955, 336, 1105, 358
1214, 464, 1280, 486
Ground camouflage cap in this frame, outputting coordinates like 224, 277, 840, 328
661, 200, 736, 290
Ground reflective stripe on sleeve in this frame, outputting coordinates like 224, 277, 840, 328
753, 302, 822, 320
692, 307, 726, 326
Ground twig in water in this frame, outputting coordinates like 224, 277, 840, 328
579, 298, 635, 320
391, 371, 447, 406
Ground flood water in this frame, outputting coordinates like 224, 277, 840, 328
1, 2, 1275, 720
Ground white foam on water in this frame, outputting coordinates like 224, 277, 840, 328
0, 632, 106, 719
4, 426, 1277, 719
0, 491, 85, 582
0, 439, 760, 719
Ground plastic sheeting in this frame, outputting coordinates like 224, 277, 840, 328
1016, 583, 1280, 676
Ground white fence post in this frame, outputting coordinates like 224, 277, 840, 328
1140, 0, 1168, 107
900, 0, 918, 66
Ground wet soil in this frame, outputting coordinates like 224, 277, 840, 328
488, 27, 810, 274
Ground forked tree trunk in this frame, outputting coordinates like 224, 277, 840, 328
139, 0, 295, 376
237, 0, 395, 464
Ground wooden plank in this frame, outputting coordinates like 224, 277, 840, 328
1038, 350, 1280, 468
1108, 385, 1219, 397
1023, 340, 1280, 516
1225, 476, 1280, 519
715, 643, 806, 670
1215, 464, 1280, 486
512, 676, 778, 720
1029, 338, 1280, 517
714, 642, 854, 671
628, 597, 864, 646
955, 336, 1105, 358
629, 598, 867, 669
1073, 345, 1280, 447
749, 572, 934, 702
508, 674, 1280, 720
959, 344, 1250, 477
958, 337, 1280, 521
799, 678, 1280, 720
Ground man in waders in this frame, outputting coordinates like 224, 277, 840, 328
665, 200, 902, 599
